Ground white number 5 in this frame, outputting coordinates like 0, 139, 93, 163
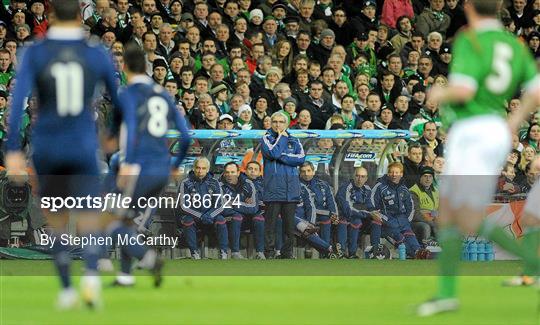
485, 43, 513, 94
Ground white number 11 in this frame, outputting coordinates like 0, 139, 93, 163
50, 62, 84, 116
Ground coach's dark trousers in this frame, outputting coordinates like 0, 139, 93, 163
264, 202, 296, 258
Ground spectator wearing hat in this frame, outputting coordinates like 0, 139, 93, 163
328, 8, 354, 47
283, 15, 300, 39
168, 0, 183, 25
262, 16, 284, 49
252, 95, 270, 129
151, 58, 169, 85
527, 31, 540, 58
280, 97, 298, 127
237, 104, 255, 130
210, 83, 230, 114
249, 8, 264, 31
415, 0, 451, 39
408, 81, 425, 115
28, 0, 47, 38
352, 0, 378, 34
271, 1, 288, 25
437, 43, 451, 75
409, 166, 439, 242
381, 0, 414, 29
312, 28, 334, 65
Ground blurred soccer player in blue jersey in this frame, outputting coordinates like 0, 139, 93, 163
5, 0, 123, 309
107, 44, 190, 287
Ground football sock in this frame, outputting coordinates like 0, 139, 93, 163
82, 232, 102, 273
51, 232, 71, 289
521, 227, 540, 276
437, 226, 461, 299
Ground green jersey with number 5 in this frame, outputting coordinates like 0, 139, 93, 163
445, 22, 538, 126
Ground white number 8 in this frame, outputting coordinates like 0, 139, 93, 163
147, 96, 168, 137
485, 43, 513, 94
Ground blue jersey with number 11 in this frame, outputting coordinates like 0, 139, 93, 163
7, 27, 121, 153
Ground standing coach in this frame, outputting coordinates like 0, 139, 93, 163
261, 111, 305, 259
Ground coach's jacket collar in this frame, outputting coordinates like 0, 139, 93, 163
47, 27, 84, 40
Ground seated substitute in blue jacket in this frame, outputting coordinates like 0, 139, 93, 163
260, 111, 305, 259
336, 166, 379, 258
221, 162, 266, 260
178, 157, 229, 260
369, 162, 422, 258
297, 161, 344, 257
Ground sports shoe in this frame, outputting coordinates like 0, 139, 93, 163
219, 250, 228, 260
112, 273, 135, 287
57, 288, 78, 310
97, 258, 114, 272
334, 244, 345, 259
416, 298, 459, 317
231, 252, 245, 259
80, 275, 102, 309
415, 248, 431, 259
191, 251, 201, 260
502, 275, 537, 287
254, 252, 266, 260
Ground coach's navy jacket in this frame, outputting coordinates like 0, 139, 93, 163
336, 180, 373, 221
369, 175, 414, 222
260, 129, 305, 202
297, 177, 338, 224
178, 171, 224, 220
220, 176, 260, 216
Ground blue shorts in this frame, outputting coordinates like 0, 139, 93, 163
32, 147, 99, 199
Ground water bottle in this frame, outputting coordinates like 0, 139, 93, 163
486, 241, 494, 261
477, 240, 485, 261
398, 243, 406, 260
469, 240, 478, 261
462, 240, 469, 261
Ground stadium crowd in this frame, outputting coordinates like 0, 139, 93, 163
0, 0, 538, 257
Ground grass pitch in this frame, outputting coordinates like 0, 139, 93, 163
0, 260, 538, 325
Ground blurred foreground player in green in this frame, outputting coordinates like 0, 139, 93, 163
417, 0, 540, 316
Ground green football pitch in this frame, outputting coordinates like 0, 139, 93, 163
0, 260, 538, 325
